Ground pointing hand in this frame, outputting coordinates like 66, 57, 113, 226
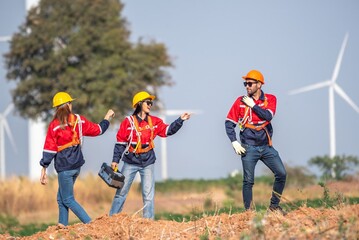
180, 113, 191, 121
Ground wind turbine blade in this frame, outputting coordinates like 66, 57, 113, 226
333, 84, 359, 114
3, 103, 14, 117
3, 120, 17, 153
163, 110, 203, 116
288, 81, 331, 95
0, 36, 11, 42
331, 33, 349, 83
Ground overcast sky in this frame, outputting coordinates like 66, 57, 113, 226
1, 0, 359, 180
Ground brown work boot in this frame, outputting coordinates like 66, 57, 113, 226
268, 205, 287, 216
56, 223, 67, 230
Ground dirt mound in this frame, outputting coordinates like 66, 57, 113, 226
2, 204, 358, 239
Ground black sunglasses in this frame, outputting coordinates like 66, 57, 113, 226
144, 100, 153, 106
243, 81, 258, 87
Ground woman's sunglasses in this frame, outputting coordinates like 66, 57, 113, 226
144, 100, 153, 106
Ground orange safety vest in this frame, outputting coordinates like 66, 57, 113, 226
239, 97, 273, 146
57, 114, 81, 152
128, 116, 155, 154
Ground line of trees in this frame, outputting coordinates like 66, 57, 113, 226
309, 155, 359, 180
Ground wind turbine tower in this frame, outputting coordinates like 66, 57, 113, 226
289, 33, 359, 178
157, 101, 201, 180
25, 0, 46, 180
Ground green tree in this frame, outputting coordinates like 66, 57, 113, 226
4, 0, 172, 122
309, 155, 359, 180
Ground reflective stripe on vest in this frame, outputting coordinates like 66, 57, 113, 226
239, 96, 272, 146
57, 114, 80, 152
128, 116, 155, 154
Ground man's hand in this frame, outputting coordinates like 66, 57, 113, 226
242, 96, 255, 108
231, 141, 246, 155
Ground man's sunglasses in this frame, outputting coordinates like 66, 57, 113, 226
243, 81, 258, 87
144, 100, 153, 106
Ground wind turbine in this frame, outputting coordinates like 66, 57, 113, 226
156, 101, 201, 180
289, 33, 359, 178
1, 0, 45, 180
22, 0, 47, 180
0, 104, 17, 180
0, 30, 15, 180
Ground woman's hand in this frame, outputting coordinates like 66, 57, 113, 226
180, 112, 191, 121
40, 167, 47, 185
111, 162, 118, 172
105, 109, 115, 120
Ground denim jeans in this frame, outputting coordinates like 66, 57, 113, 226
241, 145, 287, 210
57, 168, 91, 225
109, 162, 155, 219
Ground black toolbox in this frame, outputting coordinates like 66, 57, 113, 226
98, 162, 125, 189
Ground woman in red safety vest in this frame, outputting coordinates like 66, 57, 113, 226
109, 91, 191, 219
40, 91, 115, 227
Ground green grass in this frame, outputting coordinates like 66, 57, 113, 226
0, 214, 53, 237
155, 197, 359, 222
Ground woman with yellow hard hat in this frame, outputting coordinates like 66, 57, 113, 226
40, 91, 115, 227
109, 91, 191, 219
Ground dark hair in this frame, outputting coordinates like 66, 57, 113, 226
53, 103, 72, 129
132, 102, 142, 116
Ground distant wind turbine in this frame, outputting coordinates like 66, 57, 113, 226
0, 104, 17, 180
156, 101, 202, 180
1, 0, 45, 180
24, 0, 47, 180
289, 33, 359, 178
0, 36, 11, 42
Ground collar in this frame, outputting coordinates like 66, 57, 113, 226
135, 114, 148, 122
259, 90, 265, 101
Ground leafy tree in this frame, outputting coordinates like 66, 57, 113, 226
309, 155, 359, 180
4, 0, 172, 122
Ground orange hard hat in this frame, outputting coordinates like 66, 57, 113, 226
242, 70, 264, 84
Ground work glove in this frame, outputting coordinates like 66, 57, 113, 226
242, 96, 255, 108
231, 141, 246, 155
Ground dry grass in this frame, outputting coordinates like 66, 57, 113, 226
1, 174, 359, 225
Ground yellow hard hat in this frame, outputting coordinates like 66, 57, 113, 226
132, 91, 155, 108
52, 92, 75, 108
242, 70, 264, 84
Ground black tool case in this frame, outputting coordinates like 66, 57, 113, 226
98, 162, 125, 189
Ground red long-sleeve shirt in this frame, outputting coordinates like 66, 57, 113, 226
225, 91, 277, 146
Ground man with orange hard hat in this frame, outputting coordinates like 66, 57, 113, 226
225, 70, 287, 215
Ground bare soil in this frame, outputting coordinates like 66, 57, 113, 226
1, 204, 358, 239
1, 180, 359, 239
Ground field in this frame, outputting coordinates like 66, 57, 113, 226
0, 174, 359, 239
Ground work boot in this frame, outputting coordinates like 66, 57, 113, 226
56, 223, 67, 230
268, 205, 287, 216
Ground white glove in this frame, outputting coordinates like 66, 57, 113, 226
231, 141, 246, 155
242, 96, 255, 108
